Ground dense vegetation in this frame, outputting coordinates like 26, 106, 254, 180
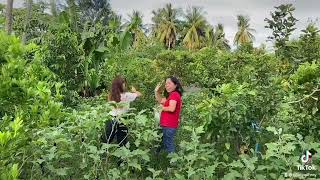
1, 1, 320, 179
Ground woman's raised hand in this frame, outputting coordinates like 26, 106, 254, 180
154, 82, 164, 93
131, 86, 142, 96
131, 86, 137, 92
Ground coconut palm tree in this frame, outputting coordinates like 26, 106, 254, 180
127, 10, 146, 48
234, 15, 255, 46
108, 12, 122, 33
151, 3, 180, 49
182, 7, 207, 50
120, 10, 146, 49
205, 23, 230, 50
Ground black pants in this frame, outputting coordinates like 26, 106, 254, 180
101, 119, 128, 146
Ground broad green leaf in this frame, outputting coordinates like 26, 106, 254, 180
229, 160, 244, 168
187, 169, 196, 178
266, 126, 278, 135
195, 126, 204, 134
223, 154, 229, 161
56, 168, 67, 176
223, 170, 242, 180
128, 160, 142, 171
225, 143, 230, 150
255, 174, 266, 180
10, 164, 19, 179
241, 157, 255, 171
269, 173, 277, 179
204, 164, 218, 177
296, 133, 303, 141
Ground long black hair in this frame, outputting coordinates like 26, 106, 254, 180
164, 76, 184, 97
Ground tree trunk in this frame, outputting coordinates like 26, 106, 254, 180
67, 0, 77, 31
50, 0, 57, 17
5, 0, 14, 35
22, 0, 32, 44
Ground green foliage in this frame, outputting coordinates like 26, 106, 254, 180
2, 3, 320, 179
290, 24, 320, 63
12, 3, 52, 43
77, 0, 112, 25
0, 4, 5, 30
234, 15, 255, 46
291, 61, 320, 85
102, 53, 163, 110
167, 126, 220, 179
155, 50, 194, 84
151, 3, 181, 49
40, 25, 84, 93
0, 32, 65, 178
182, 7, 207, 50
265, 4, 298, 60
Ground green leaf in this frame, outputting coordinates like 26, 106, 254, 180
312, 107, 318, 115
11, 116, 23, 137
187, 169, 196, 178
223, 170, 242, 180
256, 174, 266, 180
10, 164, 19, 179
305, 135, 314, 143
223, 154, 229, 161
229, 160, 244, 168
107, 168, 121, 179
225, 143, 230, 150
269, 173, 277, 179
248, 90, 257, 96
204, 164, 218, 177
55, 168, 67, 176
120, 30, 133, 50
266, 126, 278, 135
174, 173, 186, 180
296, 133, 303, 141
147, 168, 162, 178
241, 157, 255, 171
128, 161, 141, 171
195, 126, 204, 134
256, 165, 270, 171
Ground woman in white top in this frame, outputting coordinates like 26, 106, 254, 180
101, 75, 142, 146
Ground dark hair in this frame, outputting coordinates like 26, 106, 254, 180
108, 75, 127, 102
164, 76, 184, 97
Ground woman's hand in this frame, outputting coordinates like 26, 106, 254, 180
155, 82, 166, 104
131, 86, 137, 92
154, 82, 164, 93
131, 86, 142, 97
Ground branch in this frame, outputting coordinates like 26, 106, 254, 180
287, 87, 320, 104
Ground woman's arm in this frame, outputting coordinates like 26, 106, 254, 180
154, 83, 165, 104
131, 86, 142, 97
161, 100, 177, 112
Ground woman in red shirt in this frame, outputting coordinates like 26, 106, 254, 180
154, 76, 183, 153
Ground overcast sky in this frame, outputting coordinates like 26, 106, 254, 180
2, 0, 320, 49
110, 0, 320, 49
